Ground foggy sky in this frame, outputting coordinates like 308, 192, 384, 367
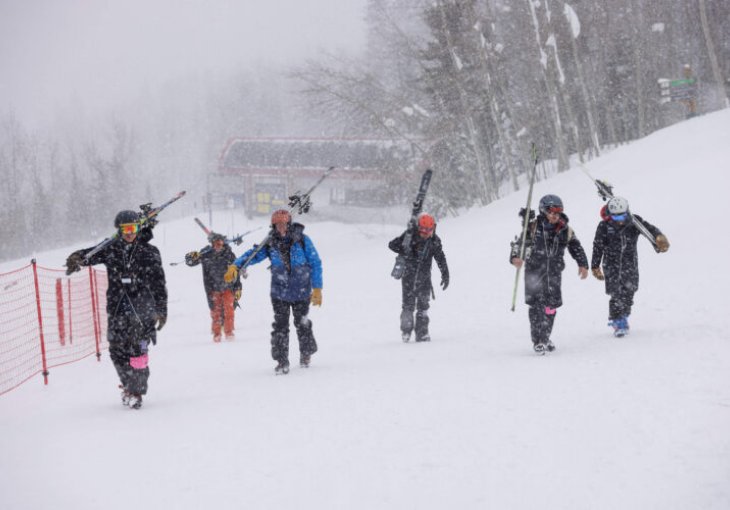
0, 0, 367, 127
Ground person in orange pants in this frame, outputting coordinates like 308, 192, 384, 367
186, 233, 241, 342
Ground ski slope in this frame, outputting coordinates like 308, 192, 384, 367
1, 111, 729, 510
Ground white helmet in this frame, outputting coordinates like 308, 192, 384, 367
607, 196, 629, 215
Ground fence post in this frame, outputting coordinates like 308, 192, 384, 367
88, 267, 102, 361
55, 278, 66, 346
31, 259, 50, 385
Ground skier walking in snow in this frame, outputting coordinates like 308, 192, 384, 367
389, 212, 449, 342
185, 232, 242, 342
65, 210, 167, 408
510, 195, 589, 353
224, 209, 322, 374
590, 196, 669, 337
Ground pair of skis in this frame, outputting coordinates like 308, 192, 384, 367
83, 190, 187, 261
168, 223, 263, 267
579, 166, 660, 252
193, 218, 261, 247
391, 169, 433, 279
236, 166, 336, 270
510, 144, 539, 312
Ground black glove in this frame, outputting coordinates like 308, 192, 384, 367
185, 251, 201, 266
156, 315, 167, 331
440, 273, 449, 290
65, 251, 86, 275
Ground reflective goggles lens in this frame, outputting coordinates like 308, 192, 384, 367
546, 206, 563, 214
611, 213, 628, 222
419, 226, 434, 234
119, 222, 140, 235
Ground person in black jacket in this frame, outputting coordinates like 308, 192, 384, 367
510, 195, 589, 354
591, 196, 669, 337
185, 232, 241, 342
389, 212, 449, 343
65, 210, 167, 409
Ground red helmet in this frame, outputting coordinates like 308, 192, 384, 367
417, 213, 435, 235
271, 209, 291, 226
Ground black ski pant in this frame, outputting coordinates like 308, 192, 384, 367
108, 314, 153, 396
608, 284, 635, 321
528, 304, 557, 346
271, 298, 317, 363
400, 278, 431, 340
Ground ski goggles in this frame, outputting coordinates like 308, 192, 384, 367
418, 226, 435, 235
610, 213, 628, 222
119, 222, 141, 235
545, 206, 563, 214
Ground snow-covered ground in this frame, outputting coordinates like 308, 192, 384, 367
1, 110, 729, 509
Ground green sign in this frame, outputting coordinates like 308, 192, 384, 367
670, 78, 696, 87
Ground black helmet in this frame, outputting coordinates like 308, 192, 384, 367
538, 195, 563, 215
208, 232, 226, 243
114, 210, 140, 228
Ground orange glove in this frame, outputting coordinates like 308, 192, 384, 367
311, 288, 322, 307
592, 267, 605, 281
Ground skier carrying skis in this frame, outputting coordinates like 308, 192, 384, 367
224, 209, 322, 374
64, 210, 168, 409
185, 232, 242, 342
510, 195, 589, 353
591, 196, 669, 337
388, 212, 449, 343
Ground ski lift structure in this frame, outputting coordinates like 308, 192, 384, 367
211, 137, 423, 218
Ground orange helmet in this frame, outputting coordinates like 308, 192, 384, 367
417, 212, 435, 235
271, 209, 291, 226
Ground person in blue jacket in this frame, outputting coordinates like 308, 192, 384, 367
225, 209, 322, 374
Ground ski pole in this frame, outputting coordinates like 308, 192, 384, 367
511, 144, 538, 312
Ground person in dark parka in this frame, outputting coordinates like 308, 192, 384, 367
65, 210, 167, 409
224, 209, 322, 375
185, 232, 241, 342
591, 196, 669, 336
389, 212, 449, 343
510, 195, 589, 354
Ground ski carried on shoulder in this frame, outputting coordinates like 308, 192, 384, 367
238, 166, 335, 270
391, 168, 433, 279
580, 165, 659, 252
194, 217, 263, 246
85, 190, 186, 261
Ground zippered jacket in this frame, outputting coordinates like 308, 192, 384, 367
511, 213, 588, 308
591, 214, 662, 295
235, 223, 322, 302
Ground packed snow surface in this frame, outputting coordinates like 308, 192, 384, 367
1, 110, 729, 509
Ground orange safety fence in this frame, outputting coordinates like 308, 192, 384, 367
0, 260, 108, 396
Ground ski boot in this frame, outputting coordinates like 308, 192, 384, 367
119, 385, 131, 406
545, 339, 556, 352
533, 342, 547, 355
609, 318, 629, 338
128, 394, 143, 410
300, 355, 311, 368
402, 331, 411, 343
415, 334, 431, 342
275, 361, 290, 375
213, 333, 222, 343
